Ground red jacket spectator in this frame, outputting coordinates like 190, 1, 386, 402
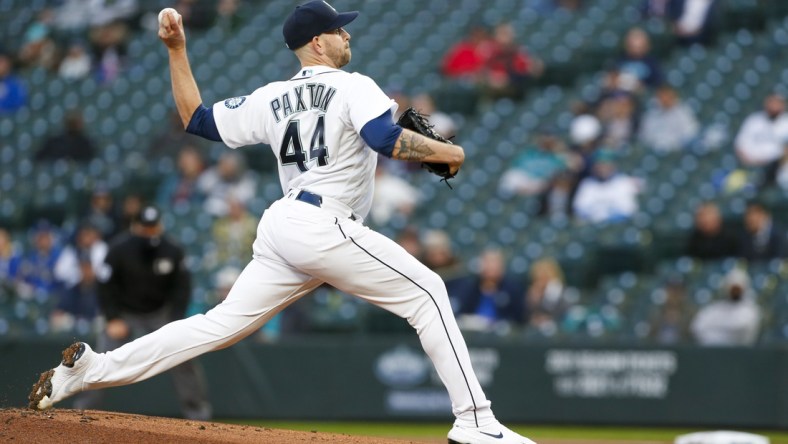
441, 25, 492, 78
481, 22, 540, 99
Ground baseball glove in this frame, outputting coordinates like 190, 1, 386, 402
396, 107, 456, 188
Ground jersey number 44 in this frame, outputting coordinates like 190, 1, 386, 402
280, 115, 328, 172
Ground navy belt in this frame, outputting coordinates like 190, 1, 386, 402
295, 190, 357, 221
295, 190, 322, 207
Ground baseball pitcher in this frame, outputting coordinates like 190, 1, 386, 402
29, 2, 535, 443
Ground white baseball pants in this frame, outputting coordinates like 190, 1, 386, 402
82, 193, 495, 427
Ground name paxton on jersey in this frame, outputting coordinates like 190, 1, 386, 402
270, 82, 337, 122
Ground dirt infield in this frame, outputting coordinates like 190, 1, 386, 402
0, 408, 674, 443
0, 409, 422, 443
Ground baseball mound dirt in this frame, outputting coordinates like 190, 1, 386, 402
0, 408, 424, 443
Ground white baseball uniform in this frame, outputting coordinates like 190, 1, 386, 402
78, 65, 495, 428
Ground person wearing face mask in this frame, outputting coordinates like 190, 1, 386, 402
734, 93, 788, 167
77, 205, 212, 420
690, 268, 761, 346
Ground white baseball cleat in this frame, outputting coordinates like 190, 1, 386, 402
28, 342, 95, 410
448, 421, 537, 444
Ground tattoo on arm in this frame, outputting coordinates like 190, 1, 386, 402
396, 133, 435, 161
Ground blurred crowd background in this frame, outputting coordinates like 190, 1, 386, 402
1, 0, 787, 347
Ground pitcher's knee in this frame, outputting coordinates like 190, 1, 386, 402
425, 272, 453, 307
404, 273, 454, 326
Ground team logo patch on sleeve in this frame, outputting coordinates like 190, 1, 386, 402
224, 96, 247, 109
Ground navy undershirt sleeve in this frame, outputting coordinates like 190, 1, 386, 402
360, 109, 402, 158
185, 104, 223, 142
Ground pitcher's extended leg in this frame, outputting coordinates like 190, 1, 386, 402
81, 257, 320, 391
274, 214, 493, 428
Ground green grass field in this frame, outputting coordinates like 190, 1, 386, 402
224, 420, 788, 443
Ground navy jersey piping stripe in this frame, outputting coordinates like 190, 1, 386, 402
335, 224, 479, 426
334, 218, 347, 239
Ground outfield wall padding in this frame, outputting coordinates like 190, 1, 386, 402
2, 337, 785, 428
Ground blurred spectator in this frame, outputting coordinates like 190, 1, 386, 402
90, 0, 138, 29
54, 0, 93, 33
0, 228, 20, 276
686, 202, 739, 260
598, 66, 641, 102
370, 163, 420, 226
422, 229, 463, 282
118, 193, 144, 232
148, 111, 209, 160
499, 126, 574, 196
410, 93, 456, 139
53, 0, 135, 35
51, 223, 106, 333
93, 39, 123, 84
175, 0, 216, 29
572, 151, 642, 223
34, 110, 97, 163
525, 258, 570, 331
0, 228, 22, 295
85, 186, 120, 239
198, 151, 257, 217
58, 42, 92, 81
395, 226, 423, 262
51, 255, 100, 334
54, 223, 108, 291
17, 8, 59, 71
539, 171, 577, 217
454, 248, 526, 330
738, 200, 785, 262
761, 143, 788, 191
0, 53, 27, 114
87, 0, 138, 84
691, 267, 760, 346
16, 221, 62, 301
762, 145, 788, 191
734, 93, 788, 167
157, 146, 207, 208
441, 24, 493, 81
648, 276, 693, 344
639, 85, 700, 152
616, 28, 663, 90
568, 113, 603, 179
216, 0, 243, 32
596, 92, 638, 148
668, 0, 720, 47
211, 198, 256, 267
481, 22, 542, 100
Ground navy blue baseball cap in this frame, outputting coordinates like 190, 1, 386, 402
283, 0, 359, 50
